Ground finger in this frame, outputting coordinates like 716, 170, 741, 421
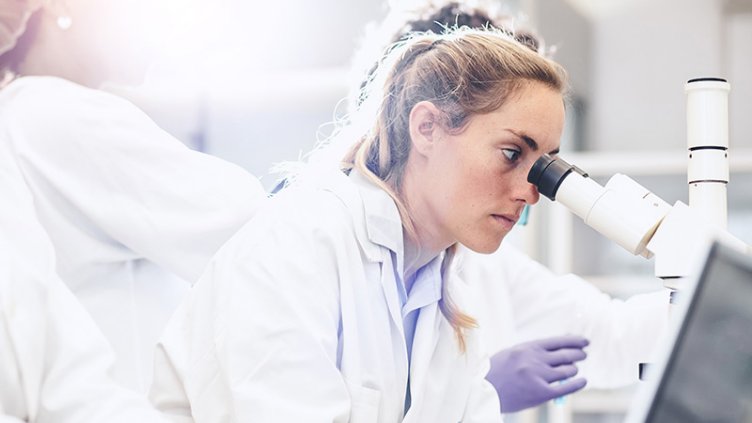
545, 348, 587, 366
541, 364, 579, 383
549, 377, 587, 397
539, 335, 590, 351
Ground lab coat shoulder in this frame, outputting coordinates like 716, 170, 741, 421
0, 76, 147, 146
0, 76, 266, 282
229, 175, 374, 268
151, 176, 375, 422
214, 181, 367, 294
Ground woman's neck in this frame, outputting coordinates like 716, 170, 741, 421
398, 159, 453, 288
402, 234, 440, 293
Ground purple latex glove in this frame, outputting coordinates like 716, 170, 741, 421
486, 335, 589, 413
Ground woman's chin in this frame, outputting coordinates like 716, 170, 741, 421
461, 235, 505, 255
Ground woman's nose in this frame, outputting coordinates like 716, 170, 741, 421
518, 179, 540, 205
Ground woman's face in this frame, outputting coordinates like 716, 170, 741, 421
412, 81, 565, 254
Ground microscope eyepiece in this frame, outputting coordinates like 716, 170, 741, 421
527, 154, 586, 201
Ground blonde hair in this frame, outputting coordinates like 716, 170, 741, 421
347, 1, 551, 112
343, 27, 568, 350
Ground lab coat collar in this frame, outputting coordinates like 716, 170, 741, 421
312, 167, 396, 264
403, 257, 443, 314
347, 169, 405, 264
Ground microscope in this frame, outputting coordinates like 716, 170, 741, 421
527, 77, 752, 383
527, 78, 750, 293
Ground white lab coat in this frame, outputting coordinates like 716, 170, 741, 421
0, 140, 168, 422
150, 169, 502, 423
458, 243, 671, 389
0, 76, 266, 391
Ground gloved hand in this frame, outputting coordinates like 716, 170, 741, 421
486, 335, 589, 413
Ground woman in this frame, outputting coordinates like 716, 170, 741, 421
0, 0, 265, 392
354, 1, 671, 414
150, 28, 566, 422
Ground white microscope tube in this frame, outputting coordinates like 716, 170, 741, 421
556, 173, 666, 256
685, 78, 730, 228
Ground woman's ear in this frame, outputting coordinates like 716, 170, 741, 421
408, 101, 443, 158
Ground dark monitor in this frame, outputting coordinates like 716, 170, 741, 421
628, 241, 752, 423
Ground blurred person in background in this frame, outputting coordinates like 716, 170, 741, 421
0, 0, 266, 395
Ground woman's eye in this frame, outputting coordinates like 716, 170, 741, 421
501, 148, 522, 163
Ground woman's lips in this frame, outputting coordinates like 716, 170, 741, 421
491, 213, 518, 230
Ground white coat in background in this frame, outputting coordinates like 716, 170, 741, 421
150, 169, 502, 423
0, 76, 267, 391
0, 139, 168, 423
459, 243, 671, 389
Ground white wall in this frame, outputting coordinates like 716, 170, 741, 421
534, 0, 592, 100
526, 0, 750, 154
589, 0, 726, 151
130, 0, 751, 183
203, 69, 351, 189
728, 12, 752, 152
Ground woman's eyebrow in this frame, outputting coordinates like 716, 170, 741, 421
509, 130, 538, 151
508, 130, 559, 155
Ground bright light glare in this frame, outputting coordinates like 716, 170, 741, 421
155, 0, 214, 60
143, 0, 354, 95
143, 0, 232, 89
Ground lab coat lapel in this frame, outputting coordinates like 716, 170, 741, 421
378, 258, 406, 341
348, 171, 406, 342
406, 302, 442, 415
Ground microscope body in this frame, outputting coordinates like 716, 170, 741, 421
527, 78, 749, 291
